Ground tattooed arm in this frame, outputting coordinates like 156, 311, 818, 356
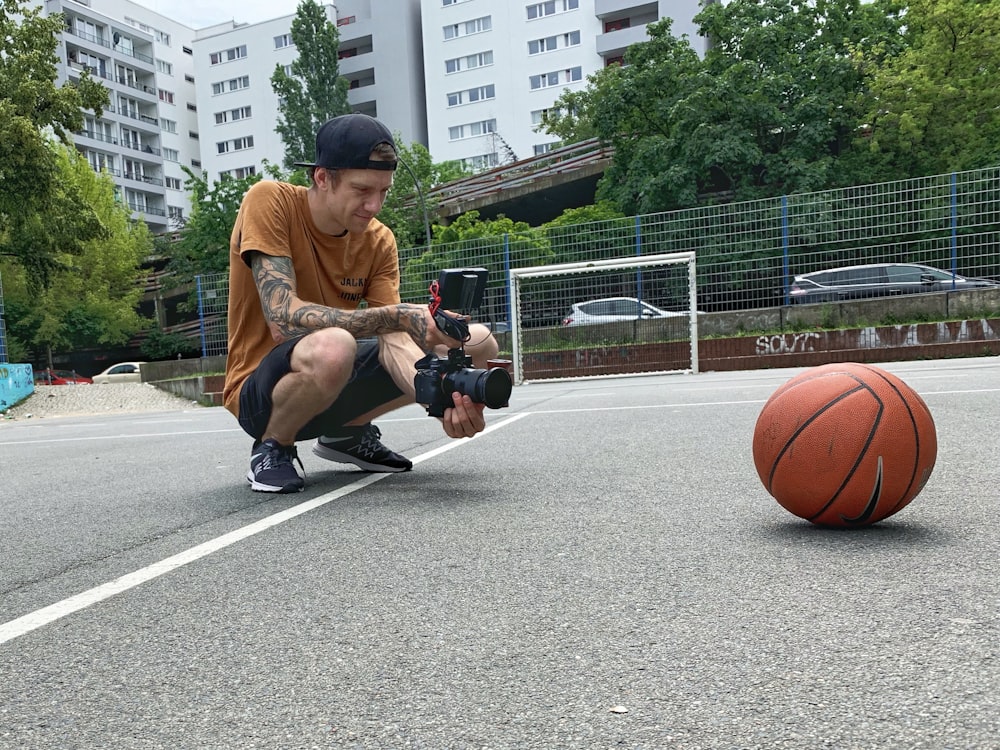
250, 251, 443, 350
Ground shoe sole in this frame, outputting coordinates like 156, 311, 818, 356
246, 470, 304, 493
312, 442, 412, 472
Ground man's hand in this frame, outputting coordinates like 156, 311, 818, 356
440, 391, 486, 438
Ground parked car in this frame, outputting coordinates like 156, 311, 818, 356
562, 297, 687, 326
789, 263, 1000, 304
32, 368, 93, 385
91, 361, 145, 384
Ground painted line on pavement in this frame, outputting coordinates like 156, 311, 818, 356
0, 412, 531, 647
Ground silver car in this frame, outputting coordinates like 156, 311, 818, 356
561, 297, 685, 326
91, 361, 145, 384
789, 263, 999, 303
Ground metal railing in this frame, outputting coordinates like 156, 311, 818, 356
179, 166, 1000, 356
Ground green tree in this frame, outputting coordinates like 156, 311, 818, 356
2, 148, 150, 362
270, 0, 350, 168
379, 139, 470, 252
0, 0, 109, 288
853, 0, 1000, 180
544, 0, 894, 213
169, 166, 270, 283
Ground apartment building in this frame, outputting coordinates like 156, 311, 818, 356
190, 0, 426, 184
421, 0, 707, 170
45, 0, 201, 230
39, 0, 708, 234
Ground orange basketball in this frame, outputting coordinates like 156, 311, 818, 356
752, 362, 937, 527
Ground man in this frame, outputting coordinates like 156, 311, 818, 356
223, 114, 498, 493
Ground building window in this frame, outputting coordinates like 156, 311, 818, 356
187, 103, 197, 111
445, 50, 494, 74
215, 105, 253, 124
220, 165, 257, 180
185, 74, 195, 83
274, 33, 293, 49
465, 152, 499, 171
534, 142, 557, 155
217, 135, 255, 154
528, 31, 580, 55
168, 205, 184, 220
160, 117, 177, 133
209, 45, 247, 65
449, 118, 497, 140
444, 15, 491, 40
155, 59, 172, 74
189, 130, 199, 140
446, 84, 496, 107
191, 159, 201, 167
529, 66, 581, 90
212, 75, 250, 95
165, 176, 182, 189
163, 148, 179, 162
158, 89, 174, 104
604, 18, 630, 33
337, 16, 355, 26
527, 0, 578, 20
182, 46, 193, 55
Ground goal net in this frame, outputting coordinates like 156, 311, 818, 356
508, 251, 699, 384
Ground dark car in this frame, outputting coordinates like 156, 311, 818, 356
789, 263, 1000, 304
33, 368, 93, 385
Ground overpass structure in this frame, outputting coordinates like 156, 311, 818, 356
426, 138, 614, 227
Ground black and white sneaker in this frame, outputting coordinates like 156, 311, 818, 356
247, 439, 305, 493
312, 423, 412, 473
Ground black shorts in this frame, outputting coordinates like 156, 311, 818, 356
237, 335, 405, 442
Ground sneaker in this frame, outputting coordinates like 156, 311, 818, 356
247, 438, 305, 493
312, 423, 412, 473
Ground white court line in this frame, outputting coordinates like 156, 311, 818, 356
0, 412, 531, 647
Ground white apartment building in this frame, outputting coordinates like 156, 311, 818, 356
38, 0, 708, 234
190, 0, 426, 185
421, 0, 707, 170
45, 0, 202, 231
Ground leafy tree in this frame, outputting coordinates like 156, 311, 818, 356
139, 326, 199, 360
379, 140, 470, 252
853, 0, 1000, 180
544, 0, 894, 213
0, 0, 109, 288
271, 0, 351, 168
2, 148, 150, 363
168, 165, 273, 283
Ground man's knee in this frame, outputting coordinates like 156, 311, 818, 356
464, 324, 500, 367
291, 328, 357, 388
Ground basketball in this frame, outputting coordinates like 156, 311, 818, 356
752, 362, 937, 527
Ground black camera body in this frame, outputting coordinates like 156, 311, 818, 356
414, 268, 512, 418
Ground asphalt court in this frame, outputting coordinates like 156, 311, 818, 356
1, 357, 998, 748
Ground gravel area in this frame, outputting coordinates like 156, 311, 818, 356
1, 383, 202, 420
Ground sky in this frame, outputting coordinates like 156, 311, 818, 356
142, 0, 302, 29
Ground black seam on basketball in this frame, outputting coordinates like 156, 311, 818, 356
804, 384, 884, 521
864, 368, 926, 516
767, 383, 869, 492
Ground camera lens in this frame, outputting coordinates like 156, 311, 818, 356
446, 366, 512, 409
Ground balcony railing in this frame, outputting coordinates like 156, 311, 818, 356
77, 128, 119, 145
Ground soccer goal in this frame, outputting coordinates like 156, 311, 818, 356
508, 251, 699, 385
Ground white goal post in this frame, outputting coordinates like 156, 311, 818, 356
508, 251, 699, 385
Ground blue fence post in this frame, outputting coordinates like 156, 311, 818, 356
781, 195, 790, 306
0, 270, 7, 364
950, 173, 959, 288
196, 275, 208, 358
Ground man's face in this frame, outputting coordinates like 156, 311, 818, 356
318, 167, 393, 235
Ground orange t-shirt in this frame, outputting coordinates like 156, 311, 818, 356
223, 180, 400, 417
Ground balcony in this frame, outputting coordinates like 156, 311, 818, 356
595, 0, 656, 19
596, 23, 650, 58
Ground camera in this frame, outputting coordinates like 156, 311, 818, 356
413, 268, 513, 418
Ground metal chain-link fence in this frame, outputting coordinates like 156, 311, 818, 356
194, 166, 1000, 356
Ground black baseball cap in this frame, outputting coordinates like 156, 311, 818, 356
293, 114, 397, 171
